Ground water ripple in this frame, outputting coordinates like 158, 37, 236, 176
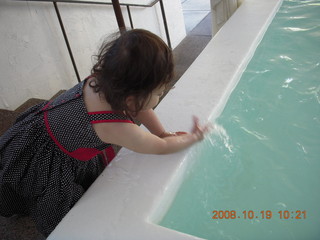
240, 127, 269, 140
283, 26, 318, 32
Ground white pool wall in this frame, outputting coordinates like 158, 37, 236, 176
48, 0, 282, 239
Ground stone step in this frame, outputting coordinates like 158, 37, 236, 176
0, 90, 66, 136
0, 109, 20, 136
14, 98, 46, 113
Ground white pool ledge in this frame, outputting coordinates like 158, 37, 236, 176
48, 0, 282, 239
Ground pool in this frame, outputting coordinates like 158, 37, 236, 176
160, 0, 320, 239
48, 0, 285, 239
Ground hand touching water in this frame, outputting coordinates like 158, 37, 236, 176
160, 116, 212, 141
191, 116, 212, 141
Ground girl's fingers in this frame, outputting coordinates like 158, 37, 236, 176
192, 116, 200, 133
191, 116, 213, 140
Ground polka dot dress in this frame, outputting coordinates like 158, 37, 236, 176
0, 79, 134, 236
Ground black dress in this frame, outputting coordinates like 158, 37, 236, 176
0, 79, 134, 236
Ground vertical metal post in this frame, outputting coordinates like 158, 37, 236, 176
53, 1, 81, 82
126, 5, 134, 29
111, 0, 126, 33
159, 0, 171, 49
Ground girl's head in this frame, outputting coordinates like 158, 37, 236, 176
91, 29, 174, 116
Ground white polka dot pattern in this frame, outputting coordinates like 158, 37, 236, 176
0, 79, 134, 236
89, 112, 134, 123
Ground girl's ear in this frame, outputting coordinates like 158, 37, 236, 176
125, 95, 136, 111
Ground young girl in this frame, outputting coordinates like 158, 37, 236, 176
0, 29, 209, 236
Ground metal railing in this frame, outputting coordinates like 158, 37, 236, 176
14, 0, 171, 82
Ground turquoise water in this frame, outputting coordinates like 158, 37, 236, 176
160, 1, 320, 239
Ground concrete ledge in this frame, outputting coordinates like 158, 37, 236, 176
48, 0, 282, 239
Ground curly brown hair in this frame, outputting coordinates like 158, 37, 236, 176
91, 29, 174, 116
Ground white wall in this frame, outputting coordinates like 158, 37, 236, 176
0, 0, 186, 110
211, 0, 240, 35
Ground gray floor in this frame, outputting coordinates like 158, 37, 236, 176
0, 8, 212, 240
173, 12, 212, 83
181, 0, 211, 33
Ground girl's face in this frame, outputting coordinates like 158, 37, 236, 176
142, 85, 166, 110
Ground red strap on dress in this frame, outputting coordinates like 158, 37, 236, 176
43, 103, 114, 165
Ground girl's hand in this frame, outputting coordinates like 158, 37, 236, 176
159, 116, 211, 141
191, 116, 211, 141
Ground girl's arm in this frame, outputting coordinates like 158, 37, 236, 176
93, 116, 210, 155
